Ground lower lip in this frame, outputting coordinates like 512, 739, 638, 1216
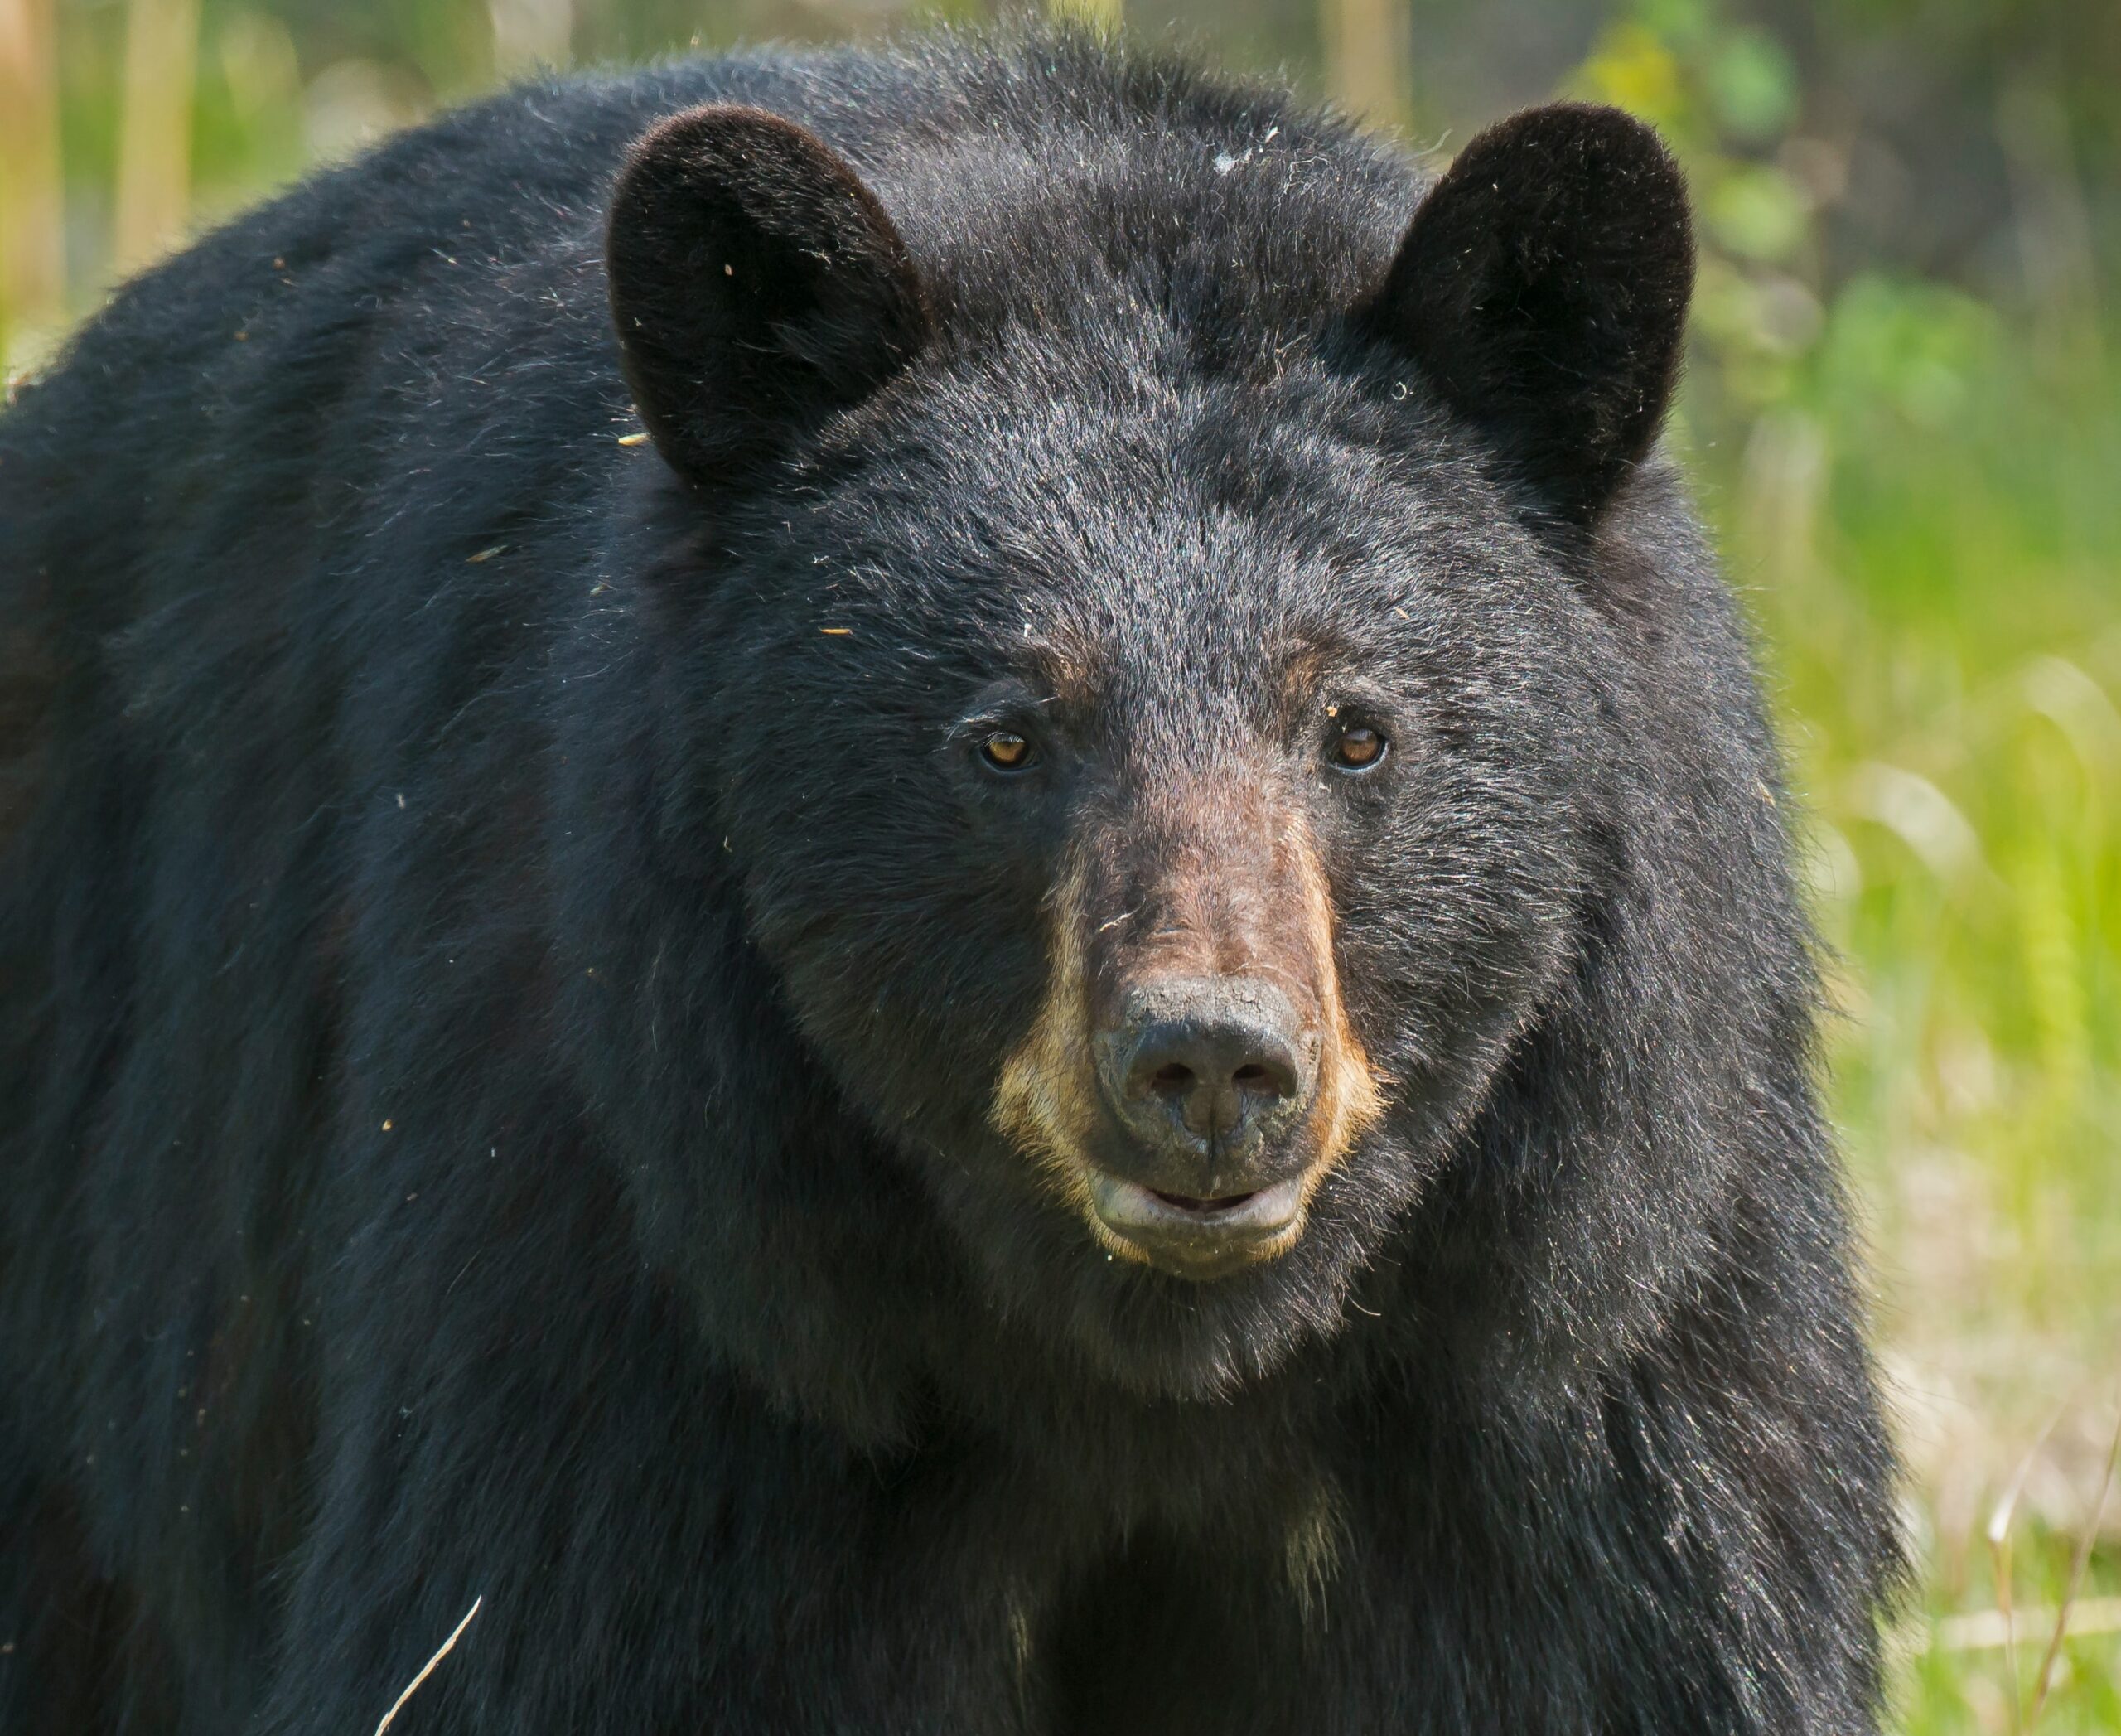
1085, 1172, 1307, 1274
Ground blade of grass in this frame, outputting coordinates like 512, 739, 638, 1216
1321, 0, 1411, 128
114, 0, 202, 276
1988, 1405, 2068, 1734
2027, 1391, 2121, 1725
0, 0, 66, 362
374, 1595, 482, 1736
1048, 0, 1122, 25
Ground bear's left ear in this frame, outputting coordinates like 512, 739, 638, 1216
1359, 103, 1693, 523
606, 104, 931, 489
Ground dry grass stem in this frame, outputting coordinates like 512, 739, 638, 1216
374, 1595, 482, 1736
2027, 1393, 2121, 1724
1986, 1405, 2067, 1732
1919, 1595, 2121, 1654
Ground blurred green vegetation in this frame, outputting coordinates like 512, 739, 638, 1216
2, 0, 2117, 1727
1573, 12, 2121, 1726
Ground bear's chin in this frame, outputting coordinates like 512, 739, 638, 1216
1066, 1256, 1371, 1403
925, 1153, 1400, 1405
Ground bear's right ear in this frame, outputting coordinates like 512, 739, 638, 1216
606, 105, 931, 488
1358, 104, 1693, 524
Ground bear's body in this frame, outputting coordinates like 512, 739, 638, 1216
0, 31, 1897, 1735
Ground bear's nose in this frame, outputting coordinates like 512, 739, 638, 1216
1097, 977, 1314, 1176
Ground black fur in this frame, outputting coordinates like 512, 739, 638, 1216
1360, 102, 1695, 520
606, 104, 930, 486
0, 29, 1899, 1735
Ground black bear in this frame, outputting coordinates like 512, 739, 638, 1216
0, 27, 1899, 1735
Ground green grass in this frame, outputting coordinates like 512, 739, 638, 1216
1699, 285, 2121, 1731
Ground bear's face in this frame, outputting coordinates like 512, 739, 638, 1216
606, 100, 1693, 1395
704, 365, 1596, 1390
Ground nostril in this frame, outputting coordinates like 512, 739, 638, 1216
1233, 1053, 1301, 1102
1104, 978, 1315, 1149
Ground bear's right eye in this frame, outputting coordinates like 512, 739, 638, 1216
1330, 723, 1388, 772
977, 731, 1036, 774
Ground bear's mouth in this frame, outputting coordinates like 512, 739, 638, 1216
1148, 1186, 1259, 1213
1085, 1171, 1307, 1281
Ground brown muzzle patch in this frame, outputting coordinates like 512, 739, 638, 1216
990, 851, 1134, 1254
990, 776, 1383, 1270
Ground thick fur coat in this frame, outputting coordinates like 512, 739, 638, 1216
0, 30, 1898, 1734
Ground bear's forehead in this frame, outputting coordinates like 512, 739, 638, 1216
799, 434, 1526, 743
867, 124, 1416, 349
833, 388, 1361, 633
896, 324, 1384, 536
795, 331, 1542, 683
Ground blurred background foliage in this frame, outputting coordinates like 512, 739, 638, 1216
2, 0, 2117, 1725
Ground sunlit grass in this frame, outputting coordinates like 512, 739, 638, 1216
1704, 292, 2121, 1731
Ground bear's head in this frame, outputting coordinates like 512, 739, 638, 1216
601, 86, 1695, 1400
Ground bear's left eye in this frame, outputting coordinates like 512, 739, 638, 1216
978, 731, 1036, 773
1330, 723, 1387, 772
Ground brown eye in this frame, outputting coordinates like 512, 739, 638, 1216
978, 731, 1034, 772
1331, 723, 1386, 771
